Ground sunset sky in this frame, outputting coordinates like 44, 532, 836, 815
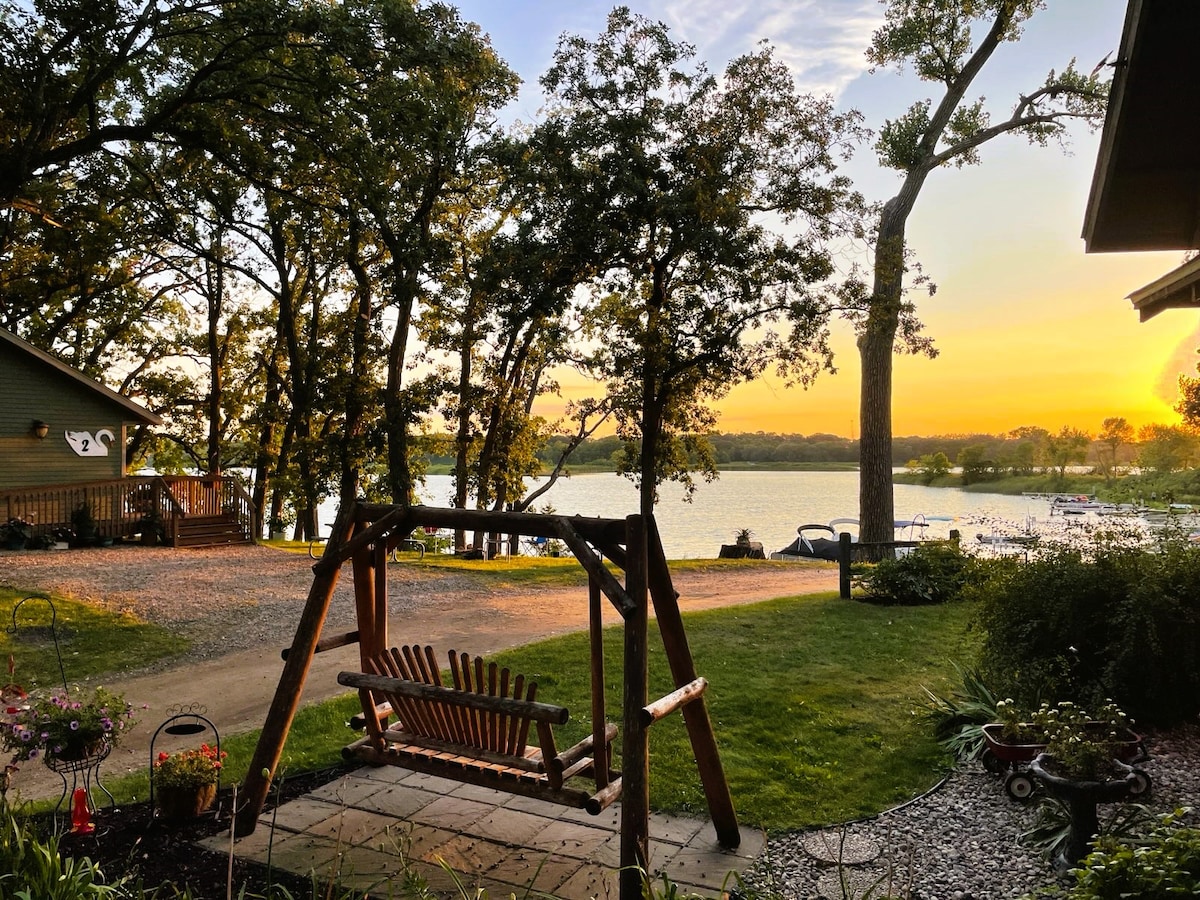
453, 0, 1194, 439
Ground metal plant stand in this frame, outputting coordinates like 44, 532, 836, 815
8, 595, 69, 692
45, 741, 116, 813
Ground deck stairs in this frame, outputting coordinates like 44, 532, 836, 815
174, 513, 252, 548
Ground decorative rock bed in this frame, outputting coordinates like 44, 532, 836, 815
744, 729, 1200, 900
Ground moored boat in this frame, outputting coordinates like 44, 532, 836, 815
770, 516, 932, 561
1049, 495, 1101, 515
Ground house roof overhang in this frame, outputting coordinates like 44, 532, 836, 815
0, 328, 163, 425
1082, 0, 1200, 253
1127, 254, 1200, 321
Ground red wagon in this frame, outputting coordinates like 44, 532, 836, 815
980, 723, 1150, 800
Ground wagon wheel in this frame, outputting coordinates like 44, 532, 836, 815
980, 748, 1006, 775
1004, 771, 1036, 801
1128, 768, 1152, 798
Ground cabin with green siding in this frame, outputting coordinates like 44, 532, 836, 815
0, 328, 161, 491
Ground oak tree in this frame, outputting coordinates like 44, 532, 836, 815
856, 1, 1108, 541
534, 7, 863, 517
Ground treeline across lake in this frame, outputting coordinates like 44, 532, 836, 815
422, 420, 1198, 483
424, 430, 1091, 471
899, 420, 1200, 488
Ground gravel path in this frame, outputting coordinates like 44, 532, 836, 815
0, 543, 461, 668
0, 544, 837, 671
747, 729, 1200, 900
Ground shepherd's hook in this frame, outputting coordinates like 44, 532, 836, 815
8, 596, 69, 693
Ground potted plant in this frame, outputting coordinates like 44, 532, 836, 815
153, 743, 226, 820
70, 503, 98, 548
267, 515, 290, 541
1, 686, 136, 767
982, 698, 1146, 800
734, 527, 754, 546
0, 516, 33, 551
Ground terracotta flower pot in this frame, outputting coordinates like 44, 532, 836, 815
156, 782, 217, 820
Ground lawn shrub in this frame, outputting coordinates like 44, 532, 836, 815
1043, 811, 1200, 899
968, 540, 1200, 727
854, 541, 975, 605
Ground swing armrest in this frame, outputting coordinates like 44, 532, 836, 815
552, 722, 618, 777
638, 678, 708, 728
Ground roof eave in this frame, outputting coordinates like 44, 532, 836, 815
1127, 255, 1200, 322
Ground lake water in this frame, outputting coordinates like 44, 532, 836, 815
377, 471, 1062, 559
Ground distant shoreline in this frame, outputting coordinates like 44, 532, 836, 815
425, 461, 862, 476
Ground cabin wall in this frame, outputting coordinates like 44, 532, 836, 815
0, 350, 129, 490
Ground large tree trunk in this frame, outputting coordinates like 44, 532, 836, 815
385, 305, 414, 504
341, 226, 372, 506
857, 205, 907, 544
857, 326, 895, 544
251, 340, 285, 538
205, 226, 225, 475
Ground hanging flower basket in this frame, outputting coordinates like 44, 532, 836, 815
153, 744, 225, 820
3, 686, 135, 766
51, 736, 108, 764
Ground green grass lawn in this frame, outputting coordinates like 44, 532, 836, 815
99, 591, 975, 833
485, 592, 977, 830
0, 587, 187, 689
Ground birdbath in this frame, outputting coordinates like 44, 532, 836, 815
1029, 753, 1141, 869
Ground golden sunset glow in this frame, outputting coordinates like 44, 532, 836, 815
481, 0, 1199, 440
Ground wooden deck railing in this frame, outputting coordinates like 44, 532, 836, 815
0, 476, 256, 546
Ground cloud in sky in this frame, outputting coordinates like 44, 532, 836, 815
654, 0, 883, 96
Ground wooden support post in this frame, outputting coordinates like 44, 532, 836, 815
352, 542, 377, 671
235, 502, 356, 836
373, 539, 389, 658
838, 531, 853, 599
619, 515, 650, 900
644, 517, 741, 848
589, 576, 609, 787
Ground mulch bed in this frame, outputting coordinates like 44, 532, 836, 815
48, 764, 356, 898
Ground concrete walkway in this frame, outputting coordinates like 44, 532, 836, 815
202, 764, 764, 899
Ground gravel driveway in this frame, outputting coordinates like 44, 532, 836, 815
0, 542, 838, 674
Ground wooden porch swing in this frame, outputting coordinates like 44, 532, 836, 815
234, 504, 740, 900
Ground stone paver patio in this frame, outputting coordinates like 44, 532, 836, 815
202, 765, 765, 898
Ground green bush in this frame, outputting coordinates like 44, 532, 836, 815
1042, 811, 1200, 899
854, 541, 975, 605
968, 540, 1200, 727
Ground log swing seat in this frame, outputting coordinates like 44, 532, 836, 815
238, 504, 740, 900
339, 645, 623, 813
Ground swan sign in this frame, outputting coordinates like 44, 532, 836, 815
64, 429, 115, 457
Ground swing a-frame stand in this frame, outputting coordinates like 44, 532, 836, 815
235, 504, 740, 900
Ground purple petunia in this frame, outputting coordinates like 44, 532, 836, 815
69, 720, 79, 731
